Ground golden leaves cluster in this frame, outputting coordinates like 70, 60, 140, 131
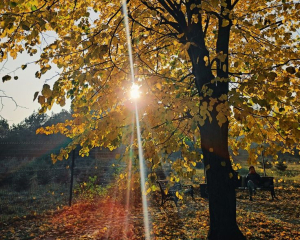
1, 0, 299, 169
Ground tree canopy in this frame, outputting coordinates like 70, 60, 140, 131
1, 0, 299, 161
1, 0, 299, 239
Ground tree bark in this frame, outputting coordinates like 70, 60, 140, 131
199, 108, 245, 240
187, 1, 246, 238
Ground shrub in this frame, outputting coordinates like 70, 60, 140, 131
74, 176, 110, 200
259, 160, 272, 169
37, 170, 52, 185
275, 161, 288, 171
13, 171, 34, 192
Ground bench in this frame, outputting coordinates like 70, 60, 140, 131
236, 175, 276, 199
199, 175, 276, 200
156, 180, 195, 206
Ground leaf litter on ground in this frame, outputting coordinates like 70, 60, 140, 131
0, 184, 299, 239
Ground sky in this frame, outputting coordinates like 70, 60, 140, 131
0, 33, 70, 126
0, 10, 102, 127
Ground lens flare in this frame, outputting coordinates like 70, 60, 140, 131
122, 1, 151, 240
130, 84, 140, 99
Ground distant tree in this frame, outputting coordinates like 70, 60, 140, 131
23, 112, 48, 131
46, 110, 72, 126
8, 112, 48, 142
0, 119, 9, 138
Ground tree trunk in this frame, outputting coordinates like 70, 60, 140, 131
199, 108, 245, 240
162, 0, 246, 237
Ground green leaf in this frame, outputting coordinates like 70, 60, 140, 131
2, 75, 11, 82
31, 5, 37, 11
10, 2, 17, 7
21, 23, 30, 31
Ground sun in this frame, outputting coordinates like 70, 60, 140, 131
130, 83, 141, 99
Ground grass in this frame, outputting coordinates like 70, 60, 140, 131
1, 162, 299, 223
0, 162, 299, 239
0, 183, 69, 222
0, 181, 299, 239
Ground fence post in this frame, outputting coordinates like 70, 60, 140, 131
69, 149, 75, 206
262, 150, 266, 177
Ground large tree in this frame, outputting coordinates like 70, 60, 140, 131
1, 0, 299, 239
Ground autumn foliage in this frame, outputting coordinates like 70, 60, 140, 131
1, 0, 300, 239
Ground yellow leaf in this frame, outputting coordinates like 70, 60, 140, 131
21, 64, 27, 70
221, 161, 226, 166
38, 95, 45, 105
59, 98, 65, 107
218, 53, 227, 62
190, 3, 196, 10
209, 148, 214, 152
42, 84, 52, 98
177, 33, 184, 38
184, 42, 191, 50
156, 82, 162, 90
211, 0, 218, 8
115, 153, 120, 159
229, 172, 233, 178
176, 191, 183, 199
222, 64, 227, 72
217, 112, 227, 127
222, 19, 230, 27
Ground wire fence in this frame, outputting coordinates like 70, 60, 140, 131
0, 156, 120, 223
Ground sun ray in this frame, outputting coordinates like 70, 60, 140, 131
121, 1, 151, 239
124, 112, 134, 238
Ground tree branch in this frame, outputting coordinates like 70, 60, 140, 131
231, 0, 240, 9
260, 20, 283, 31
